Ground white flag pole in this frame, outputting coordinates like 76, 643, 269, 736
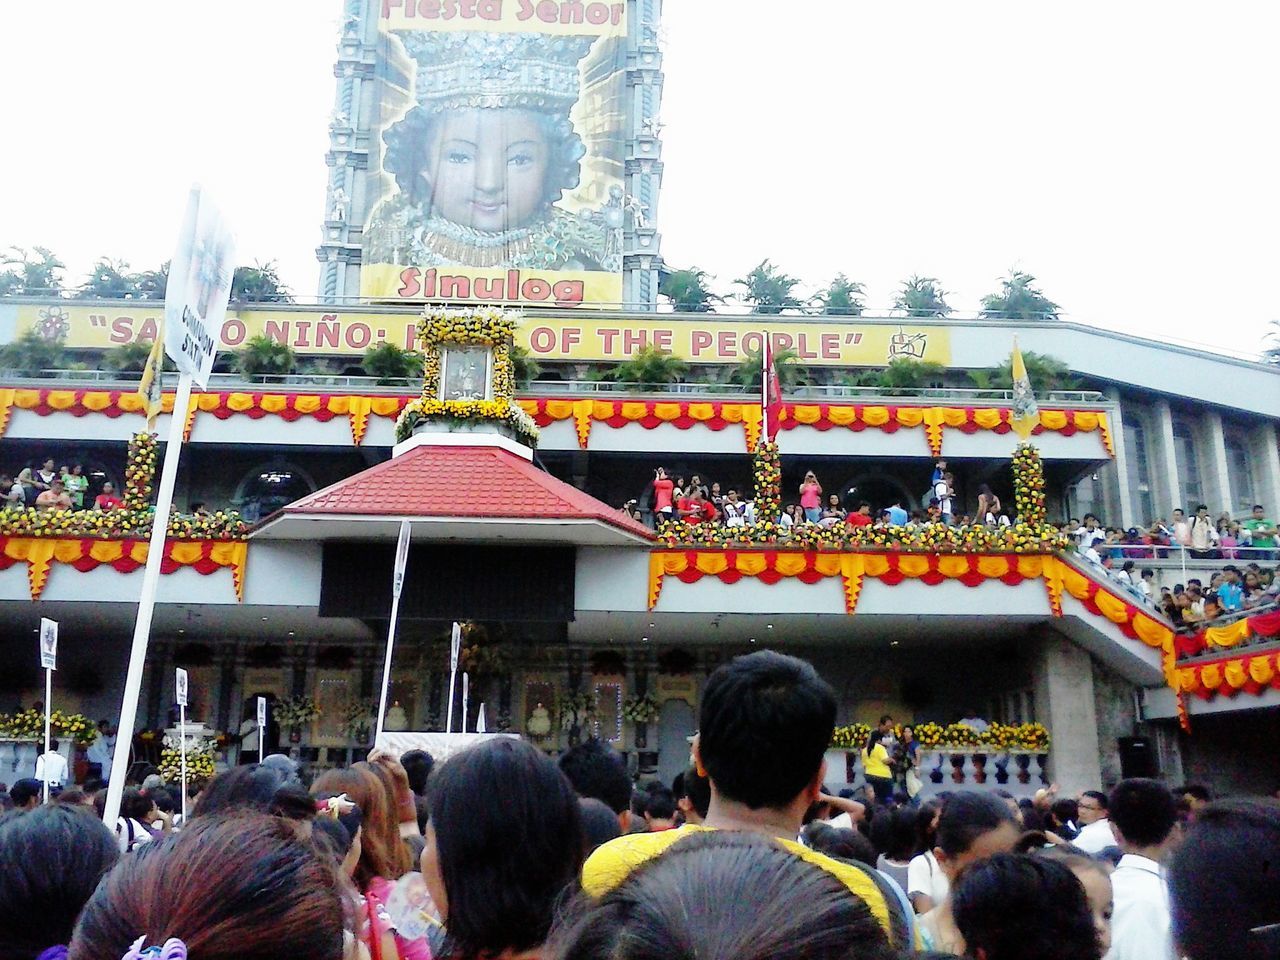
257, 696, 267, 761
446, 622, 461, 734
461, 672, 470, 734
102, 374, 193, 829
376, 521, 412, 741
176, 667, 189, 823
42, 666, 52, 803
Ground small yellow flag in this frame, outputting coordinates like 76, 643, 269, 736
1009, 336, 1039, 441
137, 319, 166, 430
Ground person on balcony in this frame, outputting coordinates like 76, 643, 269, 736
861, 730, 894, 804
933, 473, 956, 525
33, 457, 56, 495
0, 473, 24, 508
1188, 504, 1218, 559
677, 487, 717, 525
977, 484, 1001, 524
35, 479, 72, 510
821, 494, 846, 526
886, 499, 909, 526
1243, 504, 1277, 559
846, 502, 873, 529
799, 471, 823, 523
651, 468, 675, 525
722, 489, 747, 528
62, 463, 87, 509
93, 482, 123, 511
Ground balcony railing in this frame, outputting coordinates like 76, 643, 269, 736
0, 369, 1107, 405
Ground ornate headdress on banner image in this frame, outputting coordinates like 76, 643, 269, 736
401, 32, 597, 113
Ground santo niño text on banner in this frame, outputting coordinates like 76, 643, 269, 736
8, 302, 952, 367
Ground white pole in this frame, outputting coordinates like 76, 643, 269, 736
461, 672, 470, 734
375, 588, 403, 741
179, 702, 188, 824
258, 701, 265, 761
42, 667, 52, 804
446, 622, 460, 735
102, 375, 193, 829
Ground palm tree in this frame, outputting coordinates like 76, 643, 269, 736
509, 344, 541, 387
731, 347, 810, 390
76, 258, 141, 299
876, 357, 946, 396
361, 342, 421, 384
735, 260, 803, 315
234, 334, 296, 377
812, 274, 866, 316
611, 346, 688, 388
231, 262, 293, 303
0, 246, 66, 295
103, 340, 161, 373
135, 262, 170, 300
1263, 320, 1280, 366
0, 330, 68, 375
659, 267, 721, 312
967, 350, 1078, 393
979, 270, 1060, 320
894, 275, 950, 317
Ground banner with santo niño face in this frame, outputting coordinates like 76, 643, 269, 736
363, 0, 629, 307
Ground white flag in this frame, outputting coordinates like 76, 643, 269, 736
450, 622, 461, 673
39, 618, 58, 670
175, 668, 189, 707
476, 703, 487, 734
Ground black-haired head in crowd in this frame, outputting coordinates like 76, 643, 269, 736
933, 791, 1021, 882
401, 748, 435, 832
803, 821, 877, 868
0, 805, 119, 960
194, 762, 313, 821
672, 765, 710, 825
643, 787, 677, 832
423, 737, 583, 960
552, 831, 897, 960
1108, 778, 1178, 857
579, 797, 622, 857
8, 778, 42, 811
1168, 798, 1280, 960
952, 853, 1103, 960
559, 738, 633, 832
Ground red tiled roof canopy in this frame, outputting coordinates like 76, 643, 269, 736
279, 443, 653, 540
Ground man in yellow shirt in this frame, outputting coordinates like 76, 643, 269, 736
581, 650, 912, 949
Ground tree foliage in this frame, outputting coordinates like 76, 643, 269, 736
102, 340, 171, 373
876, 357, 947, 395
612, 345, 688, 387
731, 347, 809, 390
135, 262, 169, 301
659, 267, 721, 312
231, 261, 293, 303
980, 270, 1060, 320
968, 350, 1078, 393
0, 246, 65, 296
234, 334, 296, 377
734, 260, 803, 315
76, 258, 141, 300
813, 274, 866, 316
509, 344, 541, 386
0, 330, 68, 375
361, 342, 421, 384
894, 275, 950, 317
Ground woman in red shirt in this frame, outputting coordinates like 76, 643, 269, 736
652, 468, 675, 525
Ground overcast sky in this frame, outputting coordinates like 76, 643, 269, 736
2, 1, 1277, 359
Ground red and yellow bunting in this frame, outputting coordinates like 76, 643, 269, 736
0, 536, 248, 601
1175, 651, 1280, 700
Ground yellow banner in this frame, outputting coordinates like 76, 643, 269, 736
9, 303, 951, 366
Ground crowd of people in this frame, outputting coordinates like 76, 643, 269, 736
626, 461, 1009, 532
1, 650, 1276, 960
0, 457, 120, 511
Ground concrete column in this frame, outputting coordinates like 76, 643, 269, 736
1032, 632, 1102, 793
1252, 421, 1280, 518
1104, 388, 1135, 527
1153, 399, 1183, 515
1203, 411, 1233, 515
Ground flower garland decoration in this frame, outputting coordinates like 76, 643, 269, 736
752, 440, 781, 521
395, 306, 538, 445
340, 699, 376, 741
0, 708, 96, 744
0, 505, 248, 540
830, 722, 871, 750
558, 689, 598, 731
914, 722, 946, 749
1012, 443, 1047, 526
661, 518, 1068, 554
273, 695, 321, 729
621, 693, 661, 724
124, 432, 158, 512
159, 745, 216, 786
943, 722, 983, 748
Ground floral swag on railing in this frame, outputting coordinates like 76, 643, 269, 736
0, 708, 96, 745
830, 721, 1051, 753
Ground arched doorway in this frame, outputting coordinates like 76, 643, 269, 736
234, 461, 317, 522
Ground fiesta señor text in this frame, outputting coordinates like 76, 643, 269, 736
382, 0, 625, 26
